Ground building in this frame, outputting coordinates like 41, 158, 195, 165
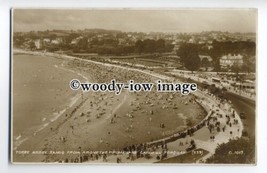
172, 44, 180, 53
199, 55, 213, 62
51, 38, 63, 45
220, 54, 243, 69
34, 39, 43, 49
71, 36, 83, 45
43, 38, 50, 43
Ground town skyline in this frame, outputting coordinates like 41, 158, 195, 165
13, 9, 257, 33
14, 28, 256, 35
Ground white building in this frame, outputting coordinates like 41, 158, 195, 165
220, 54, 243, 68
71, 36, 83, 45
34, 39, 43, 49
43, 38, 50, 43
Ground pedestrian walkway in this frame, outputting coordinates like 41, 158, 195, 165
169, 70, 255, 101
84, 89, 243, 163
79, 60, 245, 164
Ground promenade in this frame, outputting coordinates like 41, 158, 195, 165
169, 69, 255, 101
13, 49, 244, 164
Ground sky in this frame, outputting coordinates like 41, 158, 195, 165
13, 9, 257, 33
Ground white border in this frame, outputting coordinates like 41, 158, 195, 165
1, 0, 267, 173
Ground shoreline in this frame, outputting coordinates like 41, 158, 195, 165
12, 49, 245, 163
12, 52, 89, 151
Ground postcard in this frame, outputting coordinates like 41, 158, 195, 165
11, 9, 256, 164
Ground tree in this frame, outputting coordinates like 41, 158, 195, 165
29, 41, 36, 50
241, 64, 250, 74
135, 39, 172, 54
201, 57, 209, 71
206, 137, 255, 164
184, 52, 201, 72
78, 37, 88, 50
49, 34, 57, 40
177, 43, 201, 72
143, 39, 156, 53
28, 31, 38, 40
135, 40, 144, 54
13, 35, 25, 48
231, 63, 241, 78
176, 43, 190, 67
155, 39, 165, 53
242, 55, 255, 73
208, 40, 256, 72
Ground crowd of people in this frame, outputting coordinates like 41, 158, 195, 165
40, 53, 243, 163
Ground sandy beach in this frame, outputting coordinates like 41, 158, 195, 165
12, 51, 206, 163
13, 53, 89, 147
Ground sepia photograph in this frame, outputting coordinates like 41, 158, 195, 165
11, 9, 256, 164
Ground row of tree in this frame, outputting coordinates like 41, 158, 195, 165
176, 41, 256, 72
206, 137, 255, 164
135, 39, 174, 54
209, 40, 256, 71
72, 38, 174, 55
59, 38, 174, 55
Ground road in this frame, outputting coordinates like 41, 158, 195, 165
74, 55, 256, 138
168, 70, 256, 137
224, 92, 256, 137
